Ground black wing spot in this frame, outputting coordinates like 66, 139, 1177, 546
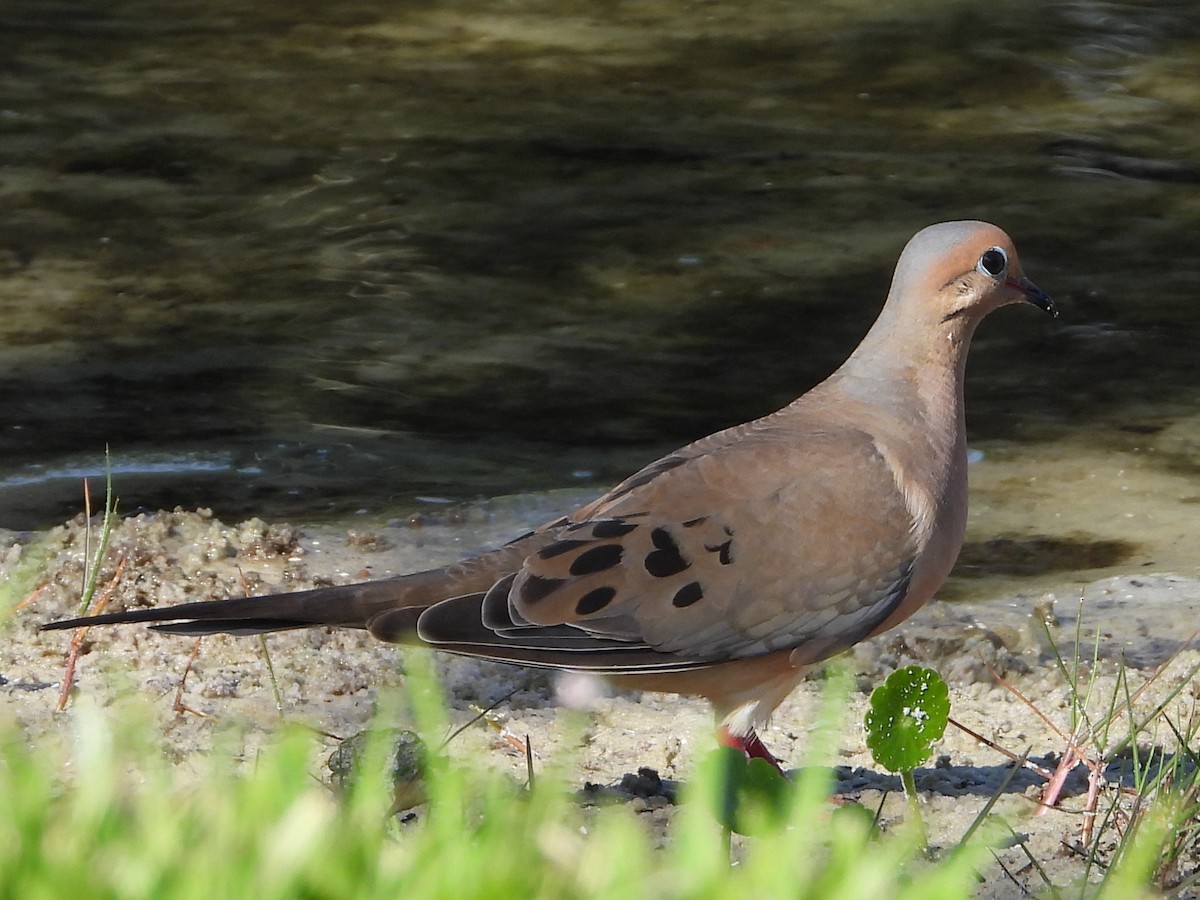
651, 527, 676, 550
569, 544, 624, 576
575, 586, 617, 616
538, 539, 590, 560
520, 575, 567, 604
645, 527, 690, 577
704, 539, 734, 565
590, 519, 638, 539
671, 582, 704, 608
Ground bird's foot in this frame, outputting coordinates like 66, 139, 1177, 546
717, 726, 787, 776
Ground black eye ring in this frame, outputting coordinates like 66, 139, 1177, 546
977, 247, 1008, 278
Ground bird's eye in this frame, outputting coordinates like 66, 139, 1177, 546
977, 247, 1008, 278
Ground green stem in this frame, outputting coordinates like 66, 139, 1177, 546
901, 769, 928, 850
258, 634, 286, 718
76, 452, 119, 616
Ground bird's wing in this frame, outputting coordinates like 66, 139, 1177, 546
414, 420, 920, 671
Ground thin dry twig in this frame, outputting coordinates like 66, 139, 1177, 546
947, 717, 1056, 781
56, 555, 127, 712
442, 687, 523, 748
982, 660, 1110, 818
171, 638, 211, 718
525, 733, 535, 790
14, 584, 48, 613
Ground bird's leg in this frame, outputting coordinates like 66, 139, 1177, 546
717, 726, 787, 776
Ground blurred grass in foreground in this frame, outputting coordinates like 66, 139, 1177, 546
3, 613, 1194, 897
0, 657, 995, 900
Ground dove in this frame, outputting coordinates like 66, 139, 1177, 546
44, 221, 1056, 770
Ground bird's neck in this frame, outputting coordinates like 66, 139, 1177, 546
818, 314, 977, 497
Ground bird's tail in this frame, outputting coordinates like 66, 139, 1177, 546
40, 536, 548, 642
40, 577, 428, 638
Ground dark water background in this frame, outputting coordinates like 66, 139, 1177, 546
1, 0, 1197, 570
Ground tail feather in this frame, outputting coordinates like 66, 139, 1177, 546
152, 618, 318, 636
41, 534, 554, 641
41, 579, 413, 636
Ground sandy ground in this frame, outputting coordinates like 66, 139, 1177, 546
3, 502, 1200, 897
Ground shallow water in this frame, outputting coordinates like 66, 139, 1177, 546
0, 0, 1197, 596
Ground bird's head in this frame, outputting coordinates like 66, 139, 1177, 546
890, 220, 1057, 328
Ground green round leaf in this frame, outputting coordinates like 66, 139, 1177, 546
864, 666, 950, 773
695, 746, 792, 836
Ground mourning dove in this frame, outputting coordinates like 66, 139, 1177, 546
44, 220, 1056, 769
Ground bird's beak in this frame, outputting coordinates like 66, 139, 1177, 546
1008, 275, 1058, 318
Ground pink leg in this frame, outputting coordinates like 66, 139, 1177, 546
717, 726, 787, 775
